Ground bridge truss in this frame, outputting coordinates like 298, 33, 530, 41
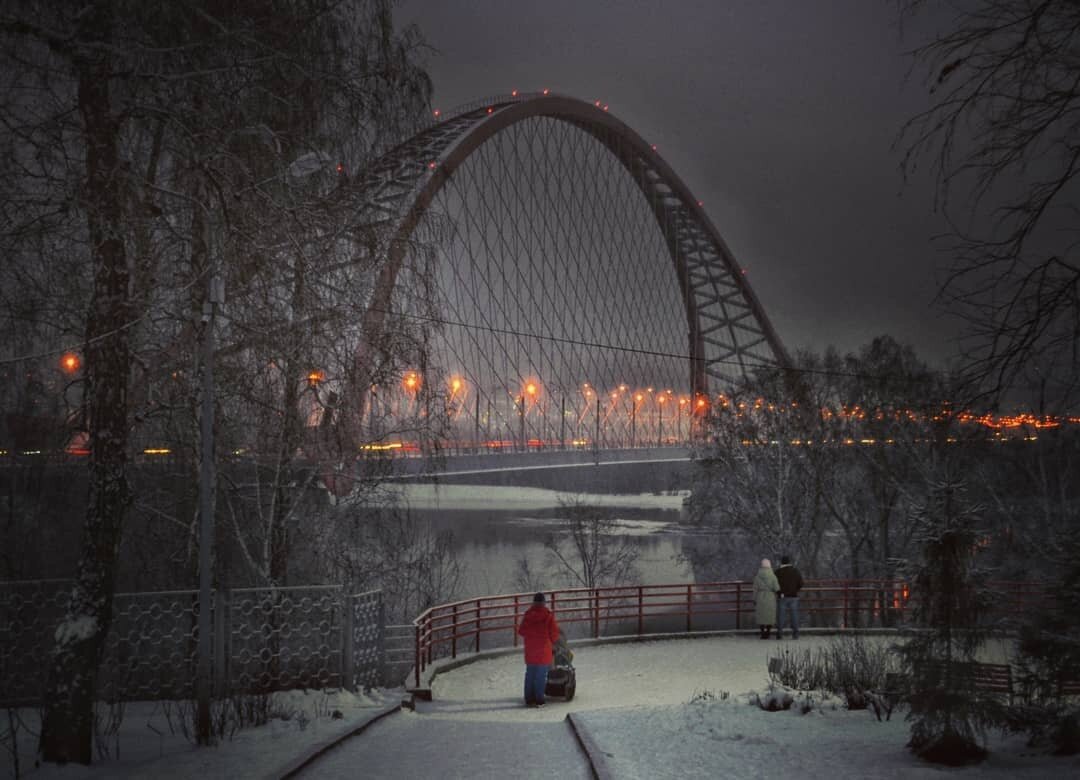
339, 93, 791, 452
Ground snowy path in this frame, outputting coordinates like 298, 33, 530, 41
297, 635, 826, 779
294, 635, 1077, 780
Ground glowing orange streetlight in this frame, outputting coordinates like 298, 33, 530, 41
306, 369, 325, 387
60, 352, 80, 374
403, 372, 420, 392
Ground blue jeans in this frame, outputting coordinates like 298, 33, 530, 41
778, 597, 799, 638
524, 664, 549, 704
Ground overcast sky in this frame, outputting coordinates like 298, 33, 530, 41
397, 0, 956, 367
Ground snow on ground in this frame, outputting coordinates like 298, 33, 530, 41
7, 688, 398, 780
11, 635, 1079, 779
385, 483, 688, 511
572, 697, 1068, 779
305, 635, 1079, 779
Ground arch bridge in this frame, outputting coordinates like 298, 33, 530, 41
324, 92, 791, 462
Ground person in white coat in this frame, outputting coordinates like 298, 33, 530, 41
753, 558, 780, 639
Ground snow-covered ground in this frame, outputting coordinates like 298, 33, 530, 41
6, 688, 399, 780
10, 635, 1078, 779
305, 635, 1075, 779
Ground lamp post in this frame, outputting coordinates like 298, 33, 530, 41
657, 394, 665, 447
518, 394, 525, 452
521, 381, 538, 450
631, 392, 643, 448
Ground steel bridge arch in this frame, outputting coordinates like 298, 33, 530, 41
349, 92, 792, 398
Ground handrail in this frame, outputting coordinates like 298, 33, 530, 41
409, 579, 1049, 688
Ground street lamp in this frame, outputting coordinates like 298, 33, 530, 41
59, 351, 81, 374
520, 380, 540, 451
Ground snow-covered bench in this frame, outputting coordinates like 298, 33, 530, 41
887, 662, 1013, 704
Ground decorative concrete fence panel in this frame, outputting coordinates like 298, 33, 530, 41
0, 581, 386, 707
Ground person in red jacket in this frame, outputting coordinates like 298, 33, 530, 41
517, 592, 560, 707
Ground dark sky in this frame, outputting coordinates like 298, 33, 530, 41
397, 0, 955, 367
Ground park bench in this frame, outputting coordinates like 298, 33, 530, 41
1058, 676, 1080, 698
868, 661, 1013, 721
883, 661, 1012, 704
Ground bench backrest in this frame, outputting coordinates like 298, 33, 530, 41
917, 660, 1012, 693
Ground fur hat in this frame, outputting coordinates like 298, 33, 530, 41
781, 555, 791, 565
533, 592, 546, 604
761, 558, 771, 568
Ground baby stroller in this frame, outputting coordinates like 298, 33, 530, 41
545, 636, 576, 701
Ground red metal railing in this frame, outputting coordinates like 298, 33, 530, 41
409, 579, 1049, 688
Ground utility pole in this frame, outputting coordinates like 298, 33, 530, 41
196, 217, 223, 745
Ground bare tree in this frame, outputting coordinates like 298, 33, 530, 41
899, 0, 1080, 409
313, 498, 462, 623
0, 0, 431, 762
543, 497, 641, 590
687, 338, 944, 582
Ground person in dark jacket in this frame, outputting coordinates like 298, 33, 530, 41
775, 555, 804, 639
517, 592, 560, 706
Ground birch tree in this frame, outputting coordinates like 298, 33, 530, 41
1, 0, 431, 762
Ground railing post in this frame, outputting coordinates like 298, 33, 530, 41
735, 582, 742, 630
843, 582, 849, 628
475, 599, 481, 653
342, 590, 355, 692
637, 586, 643, 636
414, 623, 421, 689
513, 594, 520, 647
686, 584, 692, 633
593, 589, 599, 639
451, 603, 458, 659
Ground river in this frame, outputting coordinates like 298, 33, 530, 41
396, 483, 702, 599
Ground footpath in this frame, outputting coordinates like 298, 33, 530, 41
293, 634, 800, 779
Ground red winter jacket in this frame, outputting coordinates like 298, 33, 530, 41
517, 604, 560, 665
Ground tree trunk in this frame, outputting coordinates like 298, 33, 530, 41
40, 4, 131, 762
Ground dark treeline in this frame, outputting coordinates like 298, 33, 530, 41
685, 336, 1079, 586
